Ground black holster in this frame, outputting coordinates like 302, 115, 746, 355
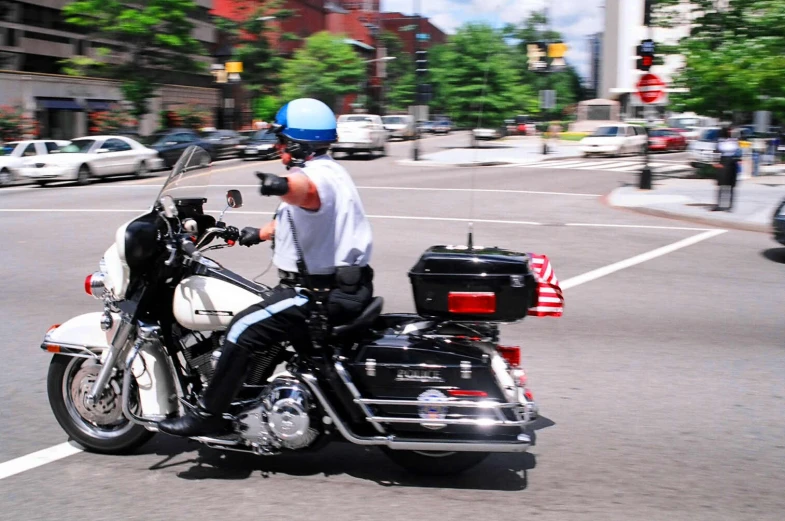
326, 266, 374, 324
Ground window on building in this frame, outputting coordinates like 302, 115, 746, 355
24, 30, 71, 44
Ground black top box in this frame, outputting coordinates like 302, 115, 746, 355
408, 245, 537, 322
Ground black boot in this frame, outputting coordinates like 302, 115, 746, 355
158, 342, 251, 437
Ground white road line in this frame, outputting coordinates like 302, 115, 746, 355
0, 226, 728, 481
611, 163, 649, 171
565, 222, 715, 232
0, 208, 719, 232
574, 161, 632, 170
0, 442, 83, 481
216, 185, 603, 197
560, 229, 727, 290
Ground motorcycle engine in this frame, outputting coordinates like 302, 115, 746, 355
239, 377, 321, 451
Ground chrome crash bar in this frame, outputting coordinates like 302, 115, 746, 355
301, 373, 532, 453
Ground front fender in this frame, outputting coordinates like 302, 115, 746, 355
41, 312, 119, 358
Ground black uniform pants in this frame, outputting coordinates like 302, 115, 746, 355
225, 285, 313, 352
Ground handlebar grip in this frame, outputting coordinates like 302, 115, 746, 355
181, 239, 198, 256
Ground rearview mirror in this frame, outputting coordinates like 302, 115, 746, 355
226, 190, 243, 209
160, 195, 178, 218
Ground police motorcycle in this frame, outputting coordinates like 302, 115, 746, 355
41, 146, 544, 476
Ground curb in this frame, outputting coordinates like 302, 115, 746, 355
603, 191, 772, 234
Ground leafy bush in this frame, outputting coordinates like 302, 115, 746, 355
0, 105, 37, 141
166, 104, 212, 130
89, 105, 137, 134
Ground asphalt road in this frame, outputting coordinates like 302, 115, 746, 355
1, 132, 784, 521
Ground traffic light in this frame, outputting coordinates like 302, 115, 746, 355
415, 49, 428, 81
527, 42, 548, 71
636, 39, 655, 71
416, 83, 432, 104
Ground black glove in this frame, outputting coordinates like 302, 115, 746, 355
256, 172, 290, 196
239, 227, 263, 247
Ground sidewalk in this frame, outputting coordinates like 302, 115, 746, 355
398, 136, 582, 167
607, 174, 785, 233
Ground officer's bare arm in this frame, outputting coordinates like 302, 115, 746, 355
259, 220, 276, 241
281, 173, 321, 211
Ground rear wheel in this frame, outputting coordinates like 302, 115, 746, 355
76, 165, 91, 186
382, 449, 489, 476
47, 355, 153, 454
134, 160, 148, 178
0, 168, 12, 186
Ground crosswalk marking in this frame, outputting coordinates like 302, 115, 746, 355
495, 157, 691, 173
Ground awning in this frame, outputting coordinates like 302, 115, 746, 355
344, 38, 374, 51
86, 100, 118, 111
36, 98, 82, 110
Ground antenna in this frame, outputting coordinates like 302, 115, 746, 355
467, 222, 474, 251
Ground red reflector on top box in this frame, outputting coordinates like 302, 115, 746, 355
447, 292, 496, 314
408, 246, 537, 322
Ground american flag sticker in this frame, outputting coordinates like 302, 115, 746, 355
527, 253, 564, 318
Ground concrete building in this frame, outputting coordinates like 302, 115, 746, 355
588, 32, 603, 99
0, 0, 218, 137
599, 0, 691, 118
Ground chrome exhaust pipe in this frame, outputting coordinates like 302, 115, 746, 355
300, 373, 531, 453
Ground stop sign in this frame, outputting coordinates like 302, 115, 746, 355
637, 73, 665, 104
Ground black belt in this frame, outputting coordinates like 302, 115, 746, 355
278, 270, 336, 288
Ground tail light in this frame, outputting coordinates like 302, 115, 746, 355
497, 345, 521, 367
447, 292, 496, 314
84, 272, 106, 299
447, 390, 488, 398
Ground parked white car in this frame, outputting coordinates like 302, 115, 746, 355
0, 140, 70, 186
381, 115, 416, 140
17, 135, 164, 186
333, 114, 387, 157
580, 124, 648, 157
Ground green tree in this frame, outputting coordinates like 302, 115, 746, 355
429, 23, 537, 128
215, 0, 296, 104
505, 10, 587, 115
654, 0, 785, 121
61, 0, 206, 126
279, 32, 365, 112
377, 31, 415, 113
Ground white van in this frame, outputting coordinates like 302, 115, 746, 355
666, 112, 718, 141
333, 114, 387, 157
381, 114, 416, 140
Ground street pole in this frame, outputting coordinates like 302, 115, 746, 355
639, 2, 653, 190
412, 0, 421, 161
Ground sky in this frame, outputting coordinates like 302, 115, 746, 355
380, 0, 605, 80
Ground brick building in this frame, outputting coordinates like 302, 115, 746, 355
210, 0, 446, 118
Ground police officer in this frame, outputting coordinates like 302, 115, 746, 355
159, 98, 374, 437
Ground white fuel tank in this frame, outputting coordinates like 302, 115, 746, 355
173, 275, 264, 331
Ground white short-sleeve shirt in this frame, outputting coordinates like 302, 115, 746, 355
272, 155, 373, 275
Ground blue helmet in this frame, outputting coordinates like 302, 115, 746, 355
274, 98, 337, 145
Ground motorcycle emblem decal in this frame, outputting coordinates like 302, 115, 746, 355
395, 368, 444, 383
417, 389, 448, 429
195, 310, 234, 317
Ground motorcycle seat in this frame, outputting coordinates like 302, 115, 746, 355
332, 297, 384, 337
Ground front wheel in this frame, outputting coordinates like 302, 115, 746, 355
0, 168, 12, 186
47, 355, 153, 454
382, 448, 489, 476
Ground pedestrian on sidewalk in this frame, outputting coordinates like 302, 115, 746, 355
712, 127, 741, 212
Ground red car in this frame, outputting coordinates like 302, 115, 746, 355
648, 128, 688, 152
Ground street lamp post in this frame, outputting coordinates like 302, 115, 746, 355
361, 56, 396, 115
213, 45, 232, 129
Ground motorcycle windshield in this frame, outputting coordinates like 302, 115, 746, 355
156, 145, 213, 203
